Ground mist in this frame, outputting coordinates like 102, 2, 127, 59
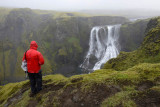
0, 0, 160, 11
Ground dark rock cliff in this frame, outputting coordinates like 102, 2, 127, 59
119, 19, 149, 52
0, 8, 128, 84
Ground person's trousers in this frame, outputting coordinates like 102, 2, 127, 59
28, 71, 42, 94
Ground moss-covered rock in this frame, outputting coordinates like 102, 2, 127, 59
1, 63, 160, 106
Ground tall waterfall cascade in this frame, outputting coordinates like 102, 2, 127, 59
80, 24, 121, 71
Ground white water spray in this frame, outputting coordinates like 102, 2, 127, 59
80, 24, 121, 71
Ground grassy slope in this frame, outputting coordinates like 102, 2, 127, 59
0, 63, 160, 107
0, 17, 160, 107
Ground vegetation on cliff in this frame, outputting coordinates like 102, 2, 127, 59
0, 17, 160, 107
0, 8, 127, 84
104, 17, 160, 71
119, 19, 149, 51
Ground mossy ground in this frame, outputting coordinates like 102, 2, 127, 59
0, 63, 160, 107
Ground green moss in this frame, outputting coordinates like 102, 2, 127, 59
128, 63, 160, 81
67, 37, 83, 53
108, 70, 140, 85
36, 92, 52, 106
0, 80, 28, 106
43, 74, 68, 85
11, 90, 30, 107
1, 62, 160, 106
101, 91, 137, 107
150, 86, 160, 92
103, 51, 142, 71
58, 48, 67, 56
122, 86, 136, 91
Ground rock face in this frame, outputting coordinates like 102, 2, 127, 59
0, 8, 128, 84
119, 19, 149, 52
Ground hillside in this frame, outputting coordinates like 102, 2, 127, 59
0, 17, 160, 107
119, 19, 149, 51
0, 8, 128, 84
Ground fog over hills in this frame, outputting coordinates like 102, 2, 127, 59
1, 0, 160, 106
1, 0, 160, 11
78, 9, 160, 18
1, 0, 160, 18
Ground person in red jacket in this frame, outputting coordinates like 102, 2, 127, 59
22, 41, 44, 96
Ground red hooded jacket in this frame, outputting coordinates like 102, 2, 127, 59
22, 41, 44, 73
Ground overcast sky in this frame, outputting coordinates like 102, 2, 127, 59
0, 0, 160, 11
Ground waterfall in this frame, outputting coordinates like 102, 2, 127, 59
80, 24, 121, 71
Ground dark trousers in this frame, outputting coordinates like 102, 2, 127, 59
28, 71, 42, 94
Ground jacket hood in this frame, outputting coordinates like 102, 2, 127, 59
30, 41, 38, 50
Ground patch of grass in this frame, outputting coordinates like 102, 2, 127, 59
128, 63, 160, 81
107, 70, 140, 86
150, 86, 160, 92
122, 86, 136, 91
103, 51, 142, 71
78, 69, 116, 92
101, 91, 137, 107
12, 90, 30, 107
43, 74, 68, 85
0, 80, 28, 106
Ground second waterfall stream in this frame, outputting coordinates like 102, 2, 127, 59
80, 24, 121, 71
